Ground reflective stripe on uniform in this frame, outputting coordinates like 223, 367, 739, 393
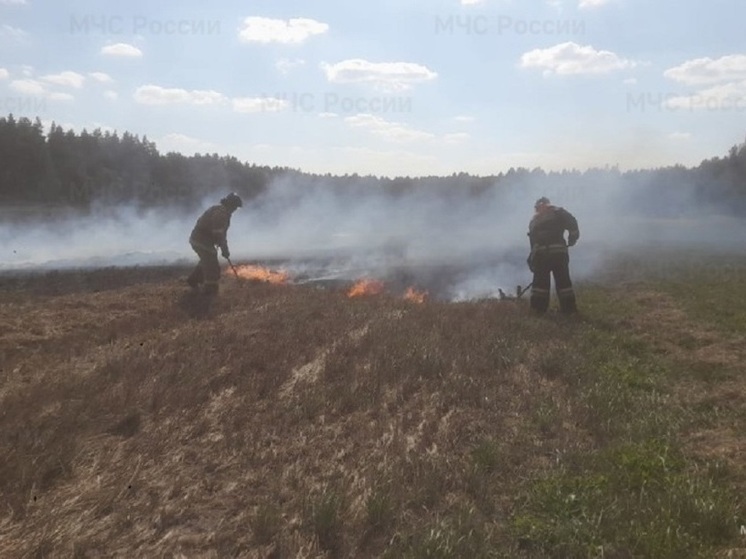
558, 287, 575, 295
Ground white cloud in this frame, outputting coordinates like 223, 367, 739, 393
41, 71, 86, 88
318, 112, 338, 119
623, 77, 638, 85
453, 115, 475, 123
238, 143, 441, 178
0, 24, 26, 40
10, 78, 74, 102
132, 85, 292, 113
668, 132, 692, 141
0, 0, 27, 5
664, 80, 746, 111
460, 0, 484, 4
344, 113, 436, 143
444, 132, 470, 144
342, 114, 468, 146
663, 55, 746, 113
520, 41, 636, 76
238, 17, 328, 44
157, 133, 218, 155
104, 90, 118, 101
100, 43, 143, 58
134, 85, 226, 106
89, 72, 113, 84
232, 96, 289, 113
9, 78, 45, 95
0, 68, 9, 80
664, 54, 746, 86
321, 59, 438, 91
47, 92, 75, 102
276, 57, 306, 75
579, 0, 611, 8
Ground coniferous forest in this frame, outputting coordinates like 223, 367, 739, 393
1, 113, 745, 216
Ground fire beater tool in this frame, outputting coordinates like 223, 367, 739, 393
517, 282, 533, 299
226, 257, 240, 280
497, 282, 533, 301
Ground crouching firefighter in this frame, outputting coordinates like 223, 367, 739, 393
187, 192, 243, 295
526, 197, 579, 314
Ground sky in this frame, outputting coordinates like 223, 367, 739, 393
2, 0, 746, 177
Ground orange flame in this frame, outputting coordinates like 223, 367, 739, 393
347, 279, 385, 298
403, 286, 428, 304
230, 264, 289, 284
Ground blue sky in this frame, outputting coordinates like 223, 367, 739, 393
2, 0, 746, 177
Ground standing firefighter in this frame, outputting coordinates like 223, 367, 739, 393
187, 192, 243, 295
527, 197, 579, 314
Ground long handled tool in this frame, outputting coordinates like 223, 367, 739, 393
499, 282, 534, 301
517, 282, 533, 299
226, 256, 240, 280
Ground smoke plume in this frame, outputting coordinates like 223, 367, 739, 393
1, 172, 744, 300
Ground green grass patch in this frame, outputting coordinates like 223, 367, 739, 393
659, 278, 746, 333
513, 440, 741, 559
510, 284, 744, 557
307, 486, 346, 556
596, 249, 746, 332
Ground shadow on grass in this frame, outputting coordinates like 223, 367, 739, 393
176, 290, 215, 319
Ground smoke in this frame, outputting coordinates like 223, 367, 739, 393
1, 172, 744, 300
0, 205, 191, 270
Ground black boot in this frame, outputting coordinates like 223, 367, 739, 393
202, 282, 219, 297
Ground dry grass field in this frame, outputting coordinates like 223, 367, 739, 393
1, 252, 745, 558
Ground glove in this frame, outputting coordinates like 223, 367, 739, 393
221, 247, 230, 259
567, 232, 579, 247
527, 252, 535, 273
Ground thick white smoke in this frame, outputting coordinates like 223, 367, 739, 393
1, 173, 744, 300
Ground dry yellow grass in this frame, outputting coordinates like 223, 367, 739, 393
0, 264, 743, 558
0, 269, 573, 557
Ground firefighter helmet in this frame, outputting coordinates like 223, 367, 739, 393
221, 192, 243, 210
534, 196, 551, 210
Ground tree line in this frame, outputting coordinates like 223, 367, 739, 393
1, 113, 745, 216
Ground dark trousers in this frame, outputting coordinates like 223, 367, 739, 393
530, 251, 577, 314
188, 242, 220, 294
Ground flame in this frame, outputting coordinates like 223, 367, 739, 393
403, 286, 428, 304
230, 264, 289, 284
347, 279, 385, 298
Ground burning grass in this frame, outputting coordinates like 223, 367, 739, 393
347, 278, 385, 298
346, 280, 430, 304
403, 286, 429, 304
0, 255, 744, 558
227, 263, 289, 284
225, 265, 430, 305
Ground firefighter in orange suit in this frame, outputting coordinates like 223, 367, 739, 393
527, 197, 579, 314
187, 193, 243, 295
